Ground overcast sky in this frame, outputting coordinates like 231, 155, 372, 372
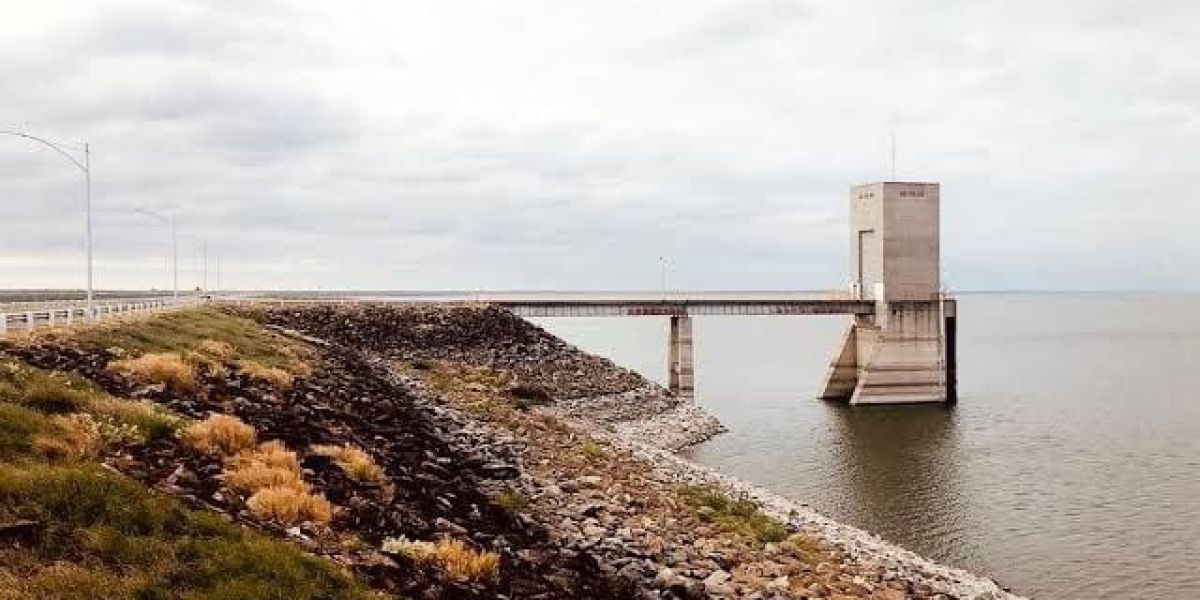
3, 0, 1198, 291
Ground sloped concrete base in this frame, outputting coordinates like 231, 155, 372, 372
818, 323, 859, 400
819, 302, 950, 405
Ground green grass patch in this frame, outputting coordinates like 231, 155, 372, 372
17, 379, 91, 414
61, 307, 310, 374
493, 488, 529, 513
579, 439, 605, 460
0, 359, 182, 445
0, 315, 370, 598
89, 396, 182, 443
0, 403, 52, 461
677, 484, 789, 545
0, 464, 370, 600
507, 383, 553, 410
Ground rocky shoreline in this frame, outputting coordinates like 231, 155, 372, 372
535, 337, 1021, 598
251, 303, 1023, 599
532, 355, 1020, 597
547, 384, 725, 451
568, 420, 1021, 600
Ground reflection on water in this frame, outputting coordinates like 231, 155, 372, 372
534, 294, 1200, 599
823, 405, 977, 564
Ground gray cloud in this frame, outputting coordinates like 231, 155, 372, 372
659, 0, 812, 55
2, 0, 1198, 292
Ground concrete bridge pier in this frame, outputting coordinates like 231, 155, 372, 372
668, 315, 695, 397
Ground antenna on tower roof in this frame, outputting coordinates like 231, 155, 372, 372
889, 130, 897, 181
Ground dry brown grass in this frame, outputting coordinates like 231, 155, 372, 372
181, 414, 257, 456
223, 439, 335, 526
226, 462, 308, 495
245, 440, 301, 471
107, 352, 197, 392
196, 339, 236, 359
381, 537, 498, 583
437, 539, 500, 583
225, 440, 306, 495
236, 360, 295, 391
31, 414, 102, 462
247, 485, 332, 525
310, 444, 385, 482
0, 561, 135, 600
182, 350, 228, 379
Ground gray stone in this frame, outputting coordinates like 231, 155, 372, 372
703, 569, 731, 591
577, 475, 604, 489
653, 567, 676, 587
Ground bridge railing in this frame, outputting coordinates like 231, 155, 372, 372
0, 296, 204, 337
504, 299, 876, 317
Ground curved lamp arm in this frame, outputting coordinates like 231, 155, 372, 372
0, 130, 88, 173
2, 129, 94, 316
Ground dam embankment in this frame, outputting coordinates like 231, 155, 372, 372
250, 303, 1020, 599
1, 303, 1019, 598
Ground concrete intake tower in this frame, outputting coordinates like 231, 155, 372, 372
819, 181, 957, 405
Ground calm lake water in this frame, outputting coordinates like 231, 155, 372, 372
533, 294, 1200, 599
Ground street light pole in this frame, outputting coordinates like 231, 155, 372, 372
659, 256, 668, 299
85, 143, 93, 316
128, 205, 178, 301
1, 131, 93, 318
171, 214, 178, 301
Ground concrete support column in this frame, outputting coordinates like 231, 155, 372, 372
668, 315, 695, 398
943, 298, 957, 404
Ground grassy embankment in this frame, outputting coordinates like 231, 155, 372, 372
0, 309, 373, 599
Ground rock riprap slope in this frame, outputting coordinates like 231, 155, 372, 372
0, 305, 1019, 599
250, 303, 645, 399
248, 303, 1019, 599
2, 308, 642, 599
244, 303, 724, 449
